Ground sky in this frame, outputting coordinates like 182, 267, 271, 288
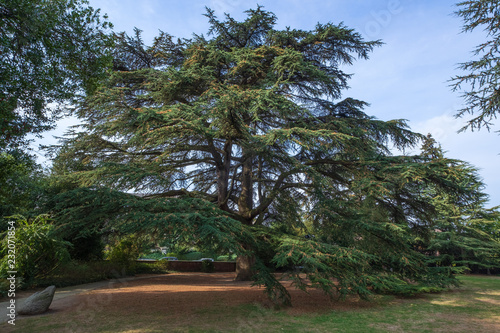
34, 0, 500, 207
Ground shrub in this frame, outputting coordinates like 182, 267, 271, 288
216, 254, 237, 261
201, 259, 215, 273
106, 235, 140, 274
0, 215, 71, 287
179, 251, 203, 261
139, 251, 164, 260
135, 261, 169, 274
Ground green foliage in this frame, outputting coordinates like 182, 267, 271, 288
417, 136, 500, 274
216, 255, 237, 261
451, 0, 500, 131
201, 259, 215, 273
269, 234, 458, 299
0, 215, 71, 286
106, 235, 141, 274
0, 150, 41, 218
139, 251, 165, 260
179, 252, 204, 261
52, 187, 252, 257
251, 258, 291, 307
428, 199, 500, 273
135, 261, 169, 274
0, 0, 113, 148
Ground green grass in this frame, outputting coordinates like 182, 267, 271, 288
4, 274, 499, 332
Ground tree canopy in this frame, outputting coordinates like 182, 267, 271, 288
451, 0, 500, 131
0, 149, 42, 218
0, 0, 112, 148
50, 7, 491, 305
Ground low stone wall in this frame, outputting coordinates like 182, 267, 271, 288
167, 261, 236, 272
138, 260, 236, 272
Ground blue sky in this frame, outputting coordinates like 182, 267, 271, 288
36, 0, 500, 206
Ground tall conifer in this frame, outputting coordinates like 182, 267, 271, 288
52, 7, 482, 304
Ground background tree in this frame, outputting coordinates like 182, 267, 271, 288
51, 7, 482, 305
0, 0, 112, 148
0, 150, 43, 220
1, 0, 114, 230
451, 0, 500, 131
420, 137, 500, 274
429, 198, 500, 274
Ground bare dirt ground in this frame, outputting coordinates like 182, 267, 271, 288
46, 272, 344, 318
3, 273, 500, 332
5, 273, 362, 333
8, 272, 371, 330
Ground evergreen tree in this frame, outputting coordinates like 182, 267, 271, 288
421, 137, 500, 274
451, 0, 500, 131
51, 7, 481, 305
430, 200, 500, 274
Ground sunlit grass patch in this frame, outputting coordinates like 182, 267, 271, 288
429, 299, 469, 307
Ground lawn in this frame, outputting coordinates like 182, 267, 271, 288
4, 274, 499, 332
